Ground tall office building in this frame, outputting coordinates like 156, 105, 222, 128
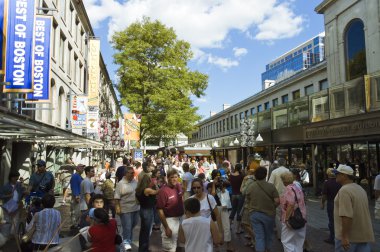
261, 32, 325, 89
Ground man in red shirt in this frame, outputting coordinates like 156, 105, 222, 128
156, 169, 184, 252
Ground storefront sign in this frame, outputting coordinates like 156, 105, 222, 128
27, 16, 52, 101
306, 118, 380, 140
124, 113, 140, 141
88, 39, 100, 106
3, 0, 36, 93
71, 96, 87, 129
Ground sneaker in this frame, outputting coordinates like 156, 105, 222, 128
124, 243, 132, 251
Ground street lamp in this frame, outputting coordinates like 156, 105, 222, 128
240, 118, 263, 147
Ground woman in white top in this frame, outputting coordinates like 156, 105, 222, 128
179, 198, 221, 252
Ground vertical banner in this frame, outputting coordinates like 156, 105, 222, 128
3, 0, 36, 92
27, 15, 52, 102
0, 0, 5, 72
124, 113, 140, 142
71, 95, 87, 129
88, 39, 100, 106
87, 106, 99, 134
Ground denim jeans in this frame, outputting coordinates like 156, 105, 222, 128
327, 200, 335, 241
251, 211, 275, 252
229, 194, 244, 221
138, 207, 154, 252
153, 206, 161, 226
120, 210, 139, 244
335, 239, 371, 252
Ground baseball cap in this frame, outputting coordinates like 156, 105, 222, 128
77, 163, 85, 168
333, 164, 354, 176
37, 160, 46, 167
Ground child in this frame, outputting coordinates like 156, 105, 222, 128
179, 198, 221, 252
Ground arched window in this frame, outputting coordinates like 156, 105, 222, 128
345, 19, 367, 80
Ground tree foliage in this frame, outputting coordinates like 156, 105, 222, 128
112, 18, 208, 142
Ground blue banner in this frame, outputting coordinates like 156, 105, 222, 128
0, 0, 4, 72
3, 0, 35, 93
27, 16, 51, 101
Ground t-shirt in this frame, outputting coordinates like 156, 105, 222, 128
190, 194, 217, 219
182, 216, 213, 252
29, 171, 55, 192
268, 166, 288, 196
334, 183, 375, 242
80, 178, 94, 211
70, 173, 83, 197
114, 178, 139, 213
182, 172, 194, 192
156, 184, 184, 217
88, 219, 116, 252
246, 180, 279, 216
322, 178, 341, 202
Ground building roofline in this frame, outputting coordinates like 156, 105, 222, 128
199, 61, 327, 125
315, 0, 337, 14
74, 0, 95, 37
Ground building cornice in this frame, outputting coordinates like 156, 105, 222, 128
315, 0, 337, 14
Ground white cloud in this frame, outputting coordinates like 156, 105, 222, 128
233, 47, 248, 58
196, 98, 208, 103
83, 0, 304, 67
207, 55, 239, 71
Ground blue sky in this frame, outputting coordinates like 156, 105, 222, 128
84, 0, 324, 120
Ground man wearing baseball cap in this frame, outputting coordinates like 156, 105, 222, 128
28, 160, 55, 197
333, 164, 374, 251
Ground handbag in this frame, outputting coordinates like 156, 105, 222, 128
287, 188, 307, 230
206, 194, 217, 221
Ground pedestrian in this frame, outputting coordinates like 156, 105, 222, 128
246, 167, 279, 252
229, 163, 244, 234
114, 165, 139, 251
80, 166, 95, 212
60, 170, 71, 205
240, 169, 256, 248
101, 172, 116, 218
178, 198, 222, 252
135, 174, 159, 252
182, 163, 194, 200
88, 208, 117, 252
268, 158, 289, 239
259, 155, 271, 181
28, 160, 55, 199
333, 164, 374, 251
320, 168, 341, 244
69, 164, 84, 229
190, 178, 223, 232
374, 172, 380, 219
156, 169, 184, 252
280, 171, 306, 252
26, 194, 61, 251
138, 162, 152, 181
0, 171, 26, 237
209, 169, 235, 251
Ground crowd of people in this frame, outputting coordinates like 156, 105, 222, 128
0, 153, 378, 252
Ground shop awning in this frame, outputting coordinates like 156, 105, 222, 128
0, 108, 103, 148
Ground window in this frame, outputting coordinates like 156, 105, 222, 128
250, 107, 255, 115
52, 21, 58, 58
60, 0, 66, 21
219, 121, 222, 133
305, 84, 314, 95
272, 98, 278, 107
59, 33, 66, 68
234, 114, 238, 128
69, 4, 74, 31
257, 105, 262, 112
245, 110, 249, 118
226, 118, 229, 130
264, 102, 270, 111
319, 79, 328, 91
223, 119, 225, 132
345, 19, 367, 80
230, 115, 233, 129
240, 112, 244, 120
74, 54, 78, 83
282, 94, 289, 104
292, 90, 300, 100
68, 44, 72, 75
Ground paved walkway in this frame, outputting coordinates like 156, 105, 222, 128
2, 196, 379, 251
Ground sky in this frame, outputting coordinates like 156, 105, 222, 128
83, 0, 325, 121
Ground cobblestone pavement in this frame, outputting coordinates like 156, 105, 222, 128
2, 196, 379, 251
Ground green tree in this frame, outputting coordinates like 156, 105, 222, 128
112, 18, 208, 143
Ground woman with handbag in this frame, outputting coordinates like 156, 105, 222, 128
135, 174, 159, 252
280, 171, 307, 252
88, 208, 117, 252
245, 167, 280, 252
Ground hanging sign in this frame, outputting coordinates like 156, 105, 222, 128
3, 0, 36, 93
26, 15, 52, 102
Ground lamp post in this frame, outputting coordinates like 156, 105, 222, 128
240, 118, 264, 166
